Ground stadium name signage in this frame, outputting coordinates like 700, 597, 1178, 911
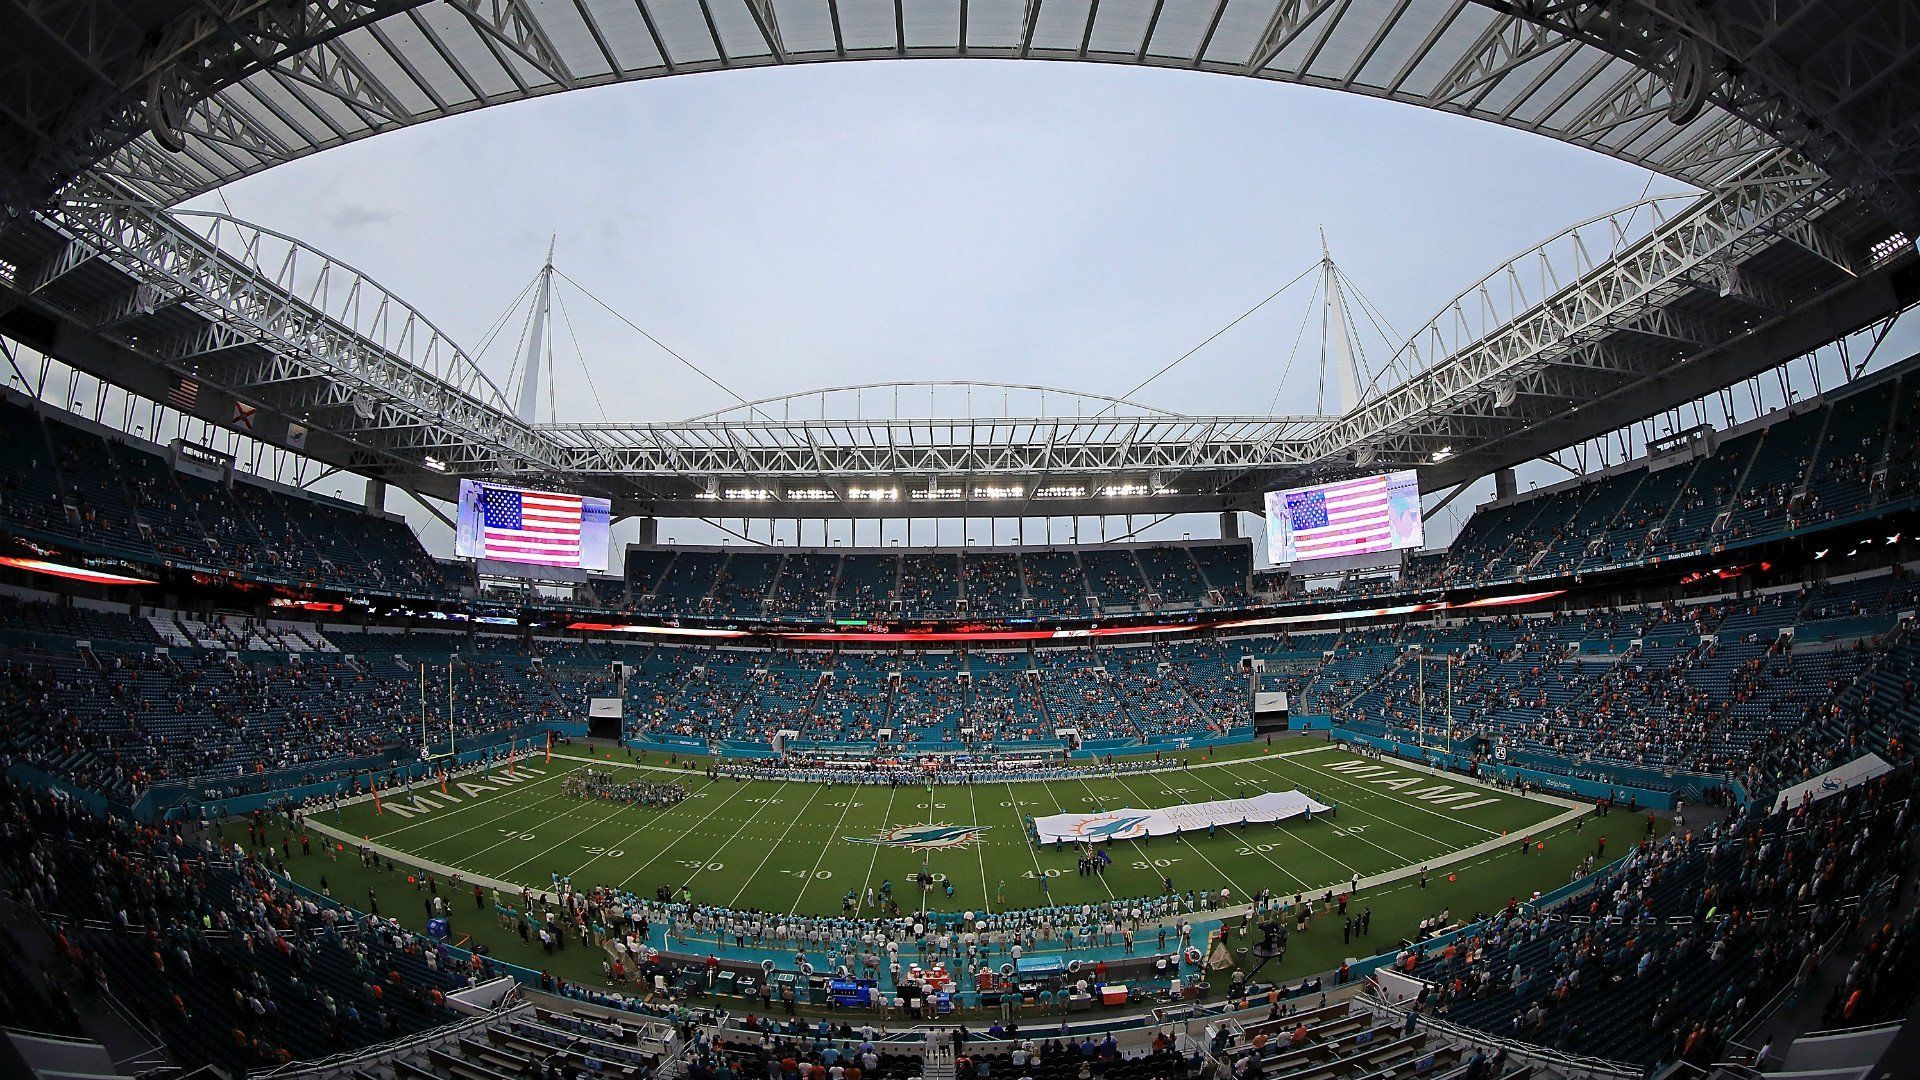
381, 766, 547, 818
1315, 760, 1501, 811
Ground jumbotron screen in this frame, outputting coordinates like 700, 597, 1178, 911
1264, 470, 1424, 565
454, 480, 612, 572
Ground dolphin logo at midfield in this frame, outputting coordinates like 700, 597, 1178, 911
846, 824, 989, 849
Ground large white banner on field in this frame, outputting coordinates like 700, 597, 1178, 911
1034, 790, 1332, 844
1771, 752, 1892, 813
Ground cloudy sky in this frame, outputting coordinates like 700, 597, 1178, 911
188, 59, 1736, 553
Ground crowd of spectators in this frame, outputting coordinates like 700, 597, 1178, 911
1392, 767, 1920, 1068
1, 399, 453, 596
0, 777, 478, 1074
1325, 582, 1915, 787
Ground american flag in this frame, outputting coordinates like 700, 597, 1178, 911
478, 485, 584, 566
167, 374, 199, 412
1284, 474, 1398, 560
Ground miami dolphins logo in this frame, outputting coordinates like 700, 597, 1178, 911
1066, 813, 1153, 842
846, 824, 989, 849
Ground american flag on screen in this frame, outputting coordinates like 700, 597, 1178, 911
478, 485, 583, 566
1285, 474, 1397, 560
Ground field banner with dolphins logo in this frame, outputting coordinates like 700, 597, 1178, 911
1032, 790, 1332, 845
1769, 752, 1891, 813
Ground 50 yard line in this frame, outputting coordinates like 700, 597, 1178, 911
966, 780, 992, 913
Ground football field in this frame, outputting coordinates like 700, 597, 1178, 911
311, 739, 1575, 918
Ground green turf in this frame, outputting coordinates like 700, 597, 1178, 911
265, 738, 1667, 1004
308, 739, 1568, 918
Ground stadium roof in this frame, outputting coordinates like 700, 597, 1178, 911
0, 0, 1906, 212
0, 1, 1917, 519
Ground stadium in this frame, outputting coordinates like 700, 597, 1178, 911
2, 3, 1920, 1080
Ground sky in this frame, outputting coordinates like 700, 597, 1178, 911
185, 58, 1712, 558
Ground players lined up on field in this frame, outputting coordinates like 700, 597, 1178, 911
558, 767, 689, 807
707, 754, 1181, 786
477, 877, 1218, 965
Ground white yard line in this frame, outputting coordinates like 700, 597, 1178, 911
1001, 780, 1050, 890
498, 796, 640, 878
1107, 769, 1246, 900
373, 765, 568, 841
966, 781, 992, 913
678, 779, 793, 891
615, 777, 759, 889
853, 783, 900, 910
788, 784, 869, 915
731, 782, 828, 909
1050, 775, 1116, 900
1163, 764, 1324, 889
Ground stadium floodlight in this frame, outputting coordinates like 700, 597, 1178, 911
1429, 446, 1454, 462
423, 456, 448, 472
1870, 231, 1913, 267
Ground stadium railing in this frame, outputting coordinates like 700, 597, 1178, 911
244, 993, 538, 1080
1357, 989, 1642, 1080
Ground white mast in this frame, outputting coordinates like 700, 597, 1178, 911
514, 237, 556, 423
1317, 228, 1365, 416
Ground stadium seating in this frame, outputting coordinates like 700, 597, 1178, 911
0, 397, 452, 595
1396, 768, 1920, 1068
5, 552, 1917, 803
1405, 359, 1920, 597
1315, 578, 1909, 786
0, 777, 475, 1075
7, 355, 1920, 630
